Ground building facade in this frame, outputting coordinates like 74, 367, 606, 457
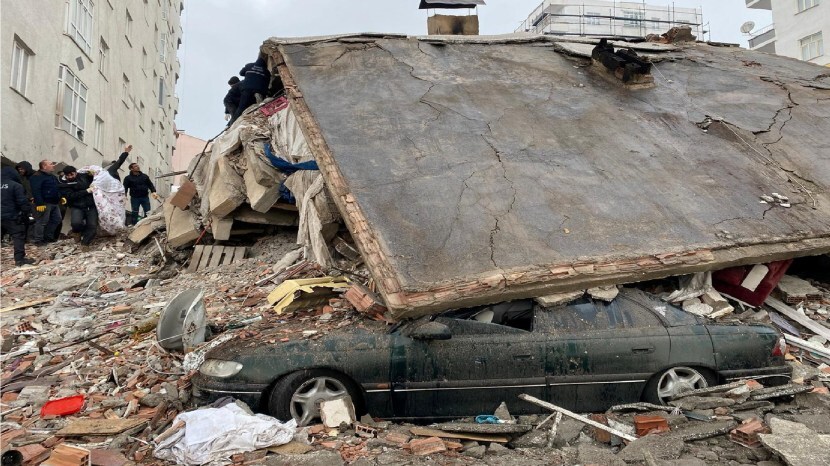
2, 0, 183, 194
518, 0, 702, 39
746, 0, 828, 66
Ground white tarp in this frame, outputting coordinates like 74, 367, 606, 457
153, 403, 296, 465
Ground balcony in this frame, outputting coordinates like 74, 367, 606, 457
748, 24, 775, 53
745, 0, 771, 10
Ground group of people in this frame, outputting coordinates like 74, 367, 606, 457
0, 144, 159, 267
223, 53, 271, 125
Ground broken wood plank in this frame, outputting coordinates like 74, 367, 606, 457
519, 393, 637, 442
765, 297, 830, 341
208, 245, 226, 269
188, 245, 205, 273
409, 426, 509, 443
57, 418, 146, 436
0, 297, 56, 313
232, 246, 246, 263
197, 245, 213, 271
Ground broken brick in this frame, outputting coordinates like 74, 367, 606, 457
408, 436, 447, 456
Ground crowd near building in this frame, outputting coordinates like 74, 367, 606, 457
2, 0, 184, 195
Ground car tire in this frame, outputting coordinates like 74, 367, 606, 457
643, 366, 716, 405
267, 369, 364, 426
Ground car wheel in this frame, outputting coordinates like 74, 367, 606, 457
644, 366, 715, 405
267, 369, 364, 426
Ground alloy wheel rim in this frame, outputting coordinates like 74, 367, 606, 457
656, 367, 707, 403
289, 376, 348, 426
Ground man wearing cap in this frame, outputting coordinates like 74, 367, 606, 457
29, 160, 62, 245
59, 166, 98, 246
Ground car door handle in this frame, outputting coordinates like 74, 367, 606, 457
513, 354, 533, 360
631, 346, 655, 354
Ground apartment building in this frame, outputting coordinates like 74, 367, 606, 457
746, 0, 828, 66
518, 0, 702, 39
2, 0, 183, 194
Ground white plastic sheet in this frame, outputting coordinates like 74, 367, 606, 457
153, 403, 296, 465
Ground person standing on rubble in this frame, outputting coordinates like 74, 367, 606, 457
15, 161, 34, 202
1, 167, 35, 266
123, 162, 159, 225
29, 160, 63, 246
228, 53, 271, 125
58, 166, 98, 247
224, 76, 242, 122
106, 144, 132, 182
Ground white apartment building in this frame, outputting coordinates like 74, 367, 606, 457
1, 0, 183, 194
746, 0, 828, 66
518, 0, 702, 39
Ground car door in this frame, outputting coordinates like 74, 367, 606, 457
536, 296, 671, 412
391, 308, 548, 419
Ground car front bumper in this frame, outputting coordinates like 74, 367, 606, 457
720, 365, 792, 386
191, 372, 269, 411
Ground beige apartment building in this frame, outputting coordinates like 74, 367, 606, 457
2, 0, 183, 194
746, 0, 828, 66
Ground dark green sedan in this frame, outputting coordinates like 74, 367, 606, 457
192, 288, 790, 425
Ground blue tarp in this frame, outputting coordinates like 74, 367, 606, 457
263, 142, 319, 204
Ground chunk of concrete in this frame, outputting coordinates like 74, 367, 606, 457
264, 450, 344, 466
129, 213, 165, 244
210, 216, 234, 241
169, 179, 197, 210
163, 199, 201, 248
669, 396, 735, 411
759, 418, 830, 466
232, 204, 299, 226
29, 276, 95, 293
618, 433, 685, 463
320, 396, 355, 428
244, 167, 282, 213
207, 158, 247, 218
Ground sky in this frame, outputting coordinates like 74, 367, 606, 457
174, 0, 772, 141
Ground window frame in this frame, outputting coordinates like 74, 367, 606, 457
800, 31, 824, 61
67, 0, 94, 55
585, 12, 601, 26
622, 10, 644, 28
98, 37, 109, 77
56, 65, 88, 142
93, 116, 104, 152
10, 38, 33, 97
797, 0, 820, 13
122, 73, 131, 108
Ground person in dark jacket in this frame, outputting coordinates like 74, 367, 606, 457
224, 76, 242, 122
105, 144, 132, 182
1, 167, 35, 266
15, 161, 34, 201
29, 160, 62, 245
59, 166, 98, 246
229, 54, 271, 125
123, 162, 159, 225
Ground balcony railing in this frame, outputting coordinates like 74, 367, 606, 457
748, 24, 775, 49
745, 0, 772, 10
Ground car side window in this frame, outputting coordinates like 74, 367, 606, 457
435, 316, 529, 336
618, 289, 699, 326
537, 301, 613, 334
607, 298, 664, 328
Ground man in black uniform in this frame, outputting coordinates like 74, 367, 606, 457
59, 166, 98, 246
1, 167, 35, 266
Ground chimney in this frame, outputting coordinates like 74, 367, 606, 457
419, 0, 485, 36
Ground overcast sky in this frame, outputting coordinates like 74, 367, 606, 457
175, 1, 771, 141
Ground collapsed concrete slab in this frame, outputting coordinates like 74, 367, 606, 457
262, 34, 830, 319
163, 199, 201, 248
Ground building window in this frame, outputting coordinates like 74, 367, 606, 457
158, 77, 166, 106
122, 74, 130, 107
94, 116, 104, 151
10, 38, 33, 96
125, 10, 133, 44
159, 32, 168, 63
798, 0, 820, 12
585, 12, 601, 26
98, 38, 109, 76
56, 65, 88, 141
67, 0, 94, 54
158, 122, 164, 148
150, 120, 156, 145
138, 101, 145, 130
623, 10, 644, 28
117, 138, 126, 156
800, 31, 824, 61
142, 47, 148, 71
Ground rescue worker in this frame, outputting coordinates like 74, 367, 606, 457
1, 167, 35, 266
29, 160, 62, 245
59, 166, 98, 246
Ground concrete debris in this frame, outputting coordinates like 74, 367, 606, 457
759, 418, 830, 466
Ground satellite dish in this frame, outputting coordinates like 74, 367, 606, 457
740, 21, 755, 34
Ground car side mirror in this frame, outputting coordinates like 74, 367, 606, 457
408, 321, 452, 341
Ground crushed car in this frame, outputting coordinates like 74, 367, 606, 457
193, 288, 790, 425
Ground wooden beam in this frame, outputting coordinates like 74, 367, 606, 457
766, 297, 830, 341
1, 297, 55, 313
519, 394, 637, 442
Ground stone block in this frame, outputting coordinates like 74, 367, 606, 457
169, 179, 197, 210
207, 158, 246, 218
163, 199, 201, 248
210, 216, 234, 241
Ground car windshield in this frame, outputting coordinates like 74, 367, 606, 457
617, 289, 700, 326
